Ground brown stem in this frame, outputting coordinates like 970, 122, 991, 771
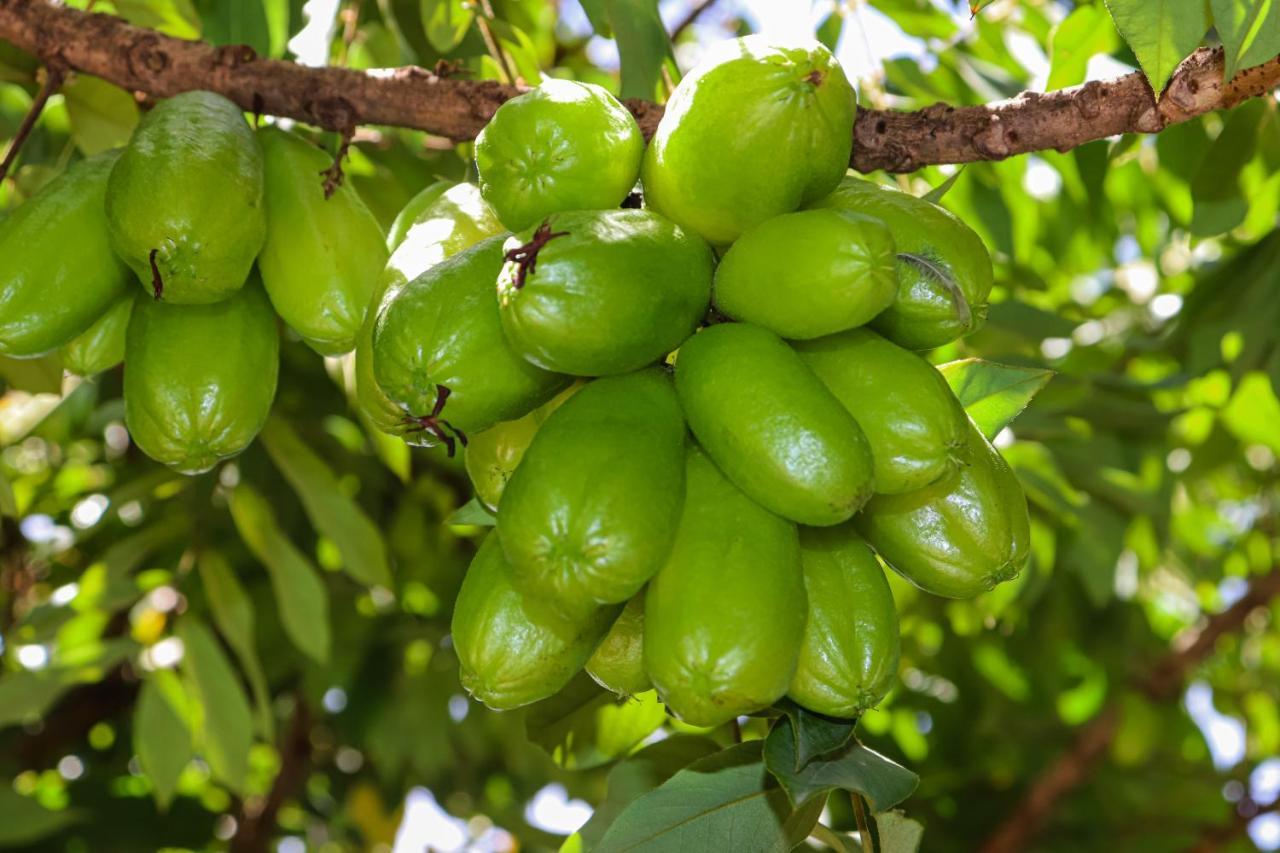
401, 385, 468, 458
670, 0, 717, 41
0, 61, 66, 182
230, 698, 311, 853
319, 128, 353, 199
503, 221, 569, 290
1, 1, 1277, 172
474, 0, 515, 86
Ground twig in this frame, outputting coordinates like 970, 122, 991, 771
670, 0, 717, 41
335, 0, 362, 69
0, 62, 66, 182
230, 698, 311, 853
474, 0, 516, 86
851, 792, 875, 853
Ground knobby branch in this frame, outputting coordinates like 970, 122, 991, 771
1, 0, 1279, 174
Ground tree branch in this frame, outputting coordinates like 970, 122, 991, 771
1, 0, 1277, 173
0, 59, 65, 181
980, 569, 1280, 853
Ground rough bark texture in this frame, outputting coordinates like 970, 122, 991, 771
1, 0, 1278, 172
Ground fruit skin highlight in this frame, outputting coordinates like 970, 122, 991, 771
642, 36, 856, 245
587, 595, 651, 697
62, 292, 135, 377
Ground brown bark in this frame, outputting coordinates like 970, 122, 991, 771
1, 0, 1278, 173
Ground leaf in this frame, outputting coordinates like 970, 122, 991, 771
0, 788, 83, 846
420, 0, 475, 53
1103, 0, 1210, 94
577, 0, 610, 34
774, 701, 857, 770
525, 673, 666, 770
228, 484, 331, 664
875, 810, 925, 853
197, 551, 274, 740
1047, 5, 1122, 90
260, 417, 392, 588
763, 717, 918, 812
134, 676, 193, 810
1221, 370, 1280, 454
970, 0, 998, 15
605, 0, 676, 101
1212, 0, 1280, 81
199, 0, 271, 56
177, 617, 254, 793
63, 74, 139, 156
575, 736, 722, 849
1189, 98, 1266, 236
872, 0, 959, 40
816, 8, 846, 52
445, 496, 498, 527
922, 167, 965, 204
595, 741, 817, 853
0, 467, 15, 517
112, 0, 202, 38
0, 353, 62, 394
939, 358, 1055, 439
0, 670, 78, 728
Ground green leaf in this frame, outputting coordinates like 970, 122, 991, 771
260, 417, 392, 589
763, 717, 918, 811
939, 358, 1055, 439
0, 467, 15, 517
1221, 370, 1280, 454
63, 74, 139, 156
0, 639, 134, 729
420, 0, 475, 53
0, 788, 83, 846
1103, 0, 1210, 94
0, 353, 62, 394
575, 735, 722, 849
112, 0, 202, 39
525, 673, 666, 770
177, 617, 254, 793
595, 741, 818, 853
197, 551, 274, 740
816, 8, 846, 52
228, 484, 331, 664
1047, 5, 1122, 90
134, 675, 193, 810
872, 0, 959, 40
0, 670, 78, 728
577, 0, 610, 34
445, 496, 498, 527
774, 701, 857, 769
875, 810, 926, 853
1212, 0, 1280, 81
605, 0, 675, 100
922, 167, 965, 204
1190, 98, 1266, 236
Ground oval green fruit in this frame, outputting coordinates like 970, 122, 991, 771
497, 209, 713, 376
788, 526, 899, 718
386, 179, 451, 251
0, 152, 131, 357
644, 446, 805, 727
476, 79, 643, 232
464, 383, 578, 510
855, 422, 1031, 598
587, 594, 651, 697
499, 369, 686, 618
357, 182, 505, 435
258, 127, 387, 355
371, 236, 568, 449
674, 323, 874, 526
813, 177, 993, 350
793, 328, 968, 495
62, 292, 135, 377
713, 209, 897, 340
125, 281, 278, 474
106, 91, 265, 304
641, 37, 855, 245
452, 533, 619, 710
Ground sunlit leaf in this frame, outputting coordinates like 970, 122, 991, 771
445, 497, 497, 527
1212, 0, 1280, 81
525, 673, 666, 770
1221, 370, 1280, 454
134, 675, 193, 810
763, 716, 918, 811
939, 358, 1054, 439
1047, 5, 1122, 90
876, 810, 925, 853
922, 167, 965, 203
1103, 0, 1211, 94
112, 0, 202, 39
608, 0, 676, 100
177, 617, 254, 793
816, 8, 845, 52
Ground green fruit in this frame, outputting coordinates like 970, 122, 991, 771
125, 281, 278, 474
713, 209, 898, 340
641, 37, 855, 245
358, 182, 505, 435
106, 91, 265, 304
0, 152, 131, 357
499, 369, 686, 618
476, 79, 643, 231
587, 594, 651, 697
371, 236, 568, 449
644, 446, 805, 727
855, 422, 1031, 598
62, 292, 135, 377
387, 179, 451, 251
452, 533, 618, 710
788, 526, 899, 718
463, 383, 577, 510
674, 323, 874, 526
497, 209, 713, 376
793, 328, 968, 495
813, 177, 993, 350
258, 127, 388, 355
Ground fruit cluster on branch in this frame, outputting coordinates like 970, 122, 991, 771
2, 0, 1279, 173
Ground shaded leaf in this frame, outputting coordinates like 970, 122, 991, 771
816, 8, 846, 52
0, 788, 83, 846
1212, 0, 1280, 80
0, 639, 134, 729
134, 675, 193, 810
1047, 4, 1122, 90
525, 673, 666, 770
420, 0, 475, 53
763, 717, 918, 811
606, 0, 676, 100
0, 467, 15, 517
446, 496, 498, 527
113, 0, 202, 38
939, 358, 1054, 439
774, 700, 856, 770
922, 167, 965, 204
197, 551, 274, 740
177, 617, 254, 793
63, 74, 139, 156
199, 0, 271, 56
1190, 98, 1266, 236
1103, 0, 1210, 94
876, 810, 926, 853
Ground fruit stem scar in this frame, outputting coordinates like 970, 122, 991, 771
805, 70, 824, 86
148, 248, 164, 301
503, 221, 569, 290
401, 384, 469, 457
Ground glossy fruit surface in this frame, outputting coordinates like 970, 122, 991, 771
644, 446, 805, 727
497, 209, 713, 376
0, 151, 131, 357
124, 280, 278, 474
475, 79, 643, 232
452, 534, 618, 711
499, 369, 686, 618
794, 328, 968, 494
814, 177, 993, 350
641, 36, 855, 245
258, 127, 388, 355
788, 526, 899, 718
674, 323, 874, 526
386, 179, 451, 251
106, 91, 265, 304
855, 421, 1031, 598
713, 209, 897, 339
372, 237, 568, 447
464, 383, 577, 510
587, 595, 651, 697
62, 292, 134, 377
